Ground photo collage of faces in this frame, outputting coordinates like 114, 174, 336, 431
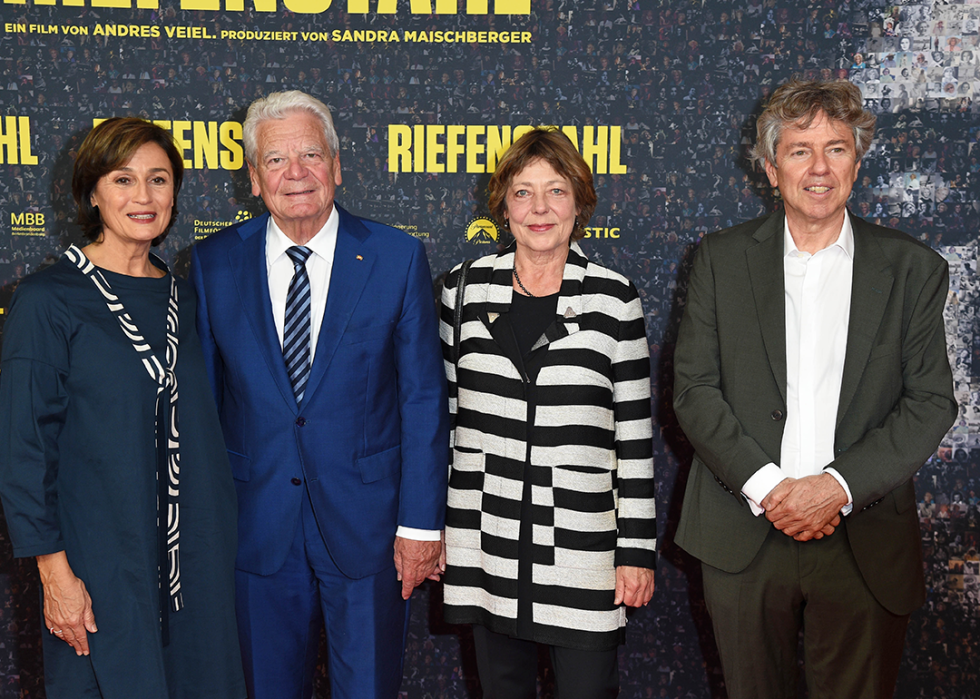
0, 0, 978, 696
900, 244, 980, 697
847, 0, 980, 258
851, 5, 980, 111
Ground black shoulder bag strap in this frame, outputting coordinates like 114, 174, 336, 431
453, 258, 474, 368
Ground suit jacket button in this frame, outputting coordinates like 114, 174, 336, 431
771, 410, 784, 421
296, 417, 306, 427
291, 477, 302, 486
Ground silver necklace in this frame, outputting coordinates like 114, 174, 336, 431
512, 267, 536, 297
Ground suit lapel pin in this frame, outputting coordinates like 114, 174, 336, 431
356, 255, 363, 261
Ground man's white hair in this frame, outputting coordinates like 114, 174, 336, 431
243, 90, 339, 165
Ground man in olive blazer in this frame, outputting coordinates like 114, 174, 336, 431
673, 80, 956, 699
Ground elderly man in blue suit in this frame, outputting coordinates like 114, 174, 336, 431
190, 90, 449, 699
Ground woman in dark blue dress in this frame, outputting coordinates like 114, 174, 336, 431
0, 118, 245, 699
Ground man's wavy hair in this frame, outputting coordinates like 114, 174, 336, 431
750, 79, 876, 169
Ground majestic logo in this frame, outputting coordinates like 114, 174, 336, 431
582, 227, 620, 239
466, 217, 499, 244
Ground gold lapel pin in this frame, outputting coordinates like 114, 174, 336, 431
356, 255, 363, 261
488, 312, 499, 323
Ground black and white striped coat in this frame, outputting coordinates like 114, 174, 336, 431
440, 242, 656, 651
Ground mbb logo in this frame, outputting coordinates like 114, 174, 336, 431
11, 213, 45, 225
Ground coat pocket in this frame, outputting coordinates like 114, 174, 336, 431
356, 445, 400, 483
344, 322, 395, 345
553, 464, 617, 561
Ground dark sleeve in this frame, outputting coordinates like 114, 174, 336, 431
829, 256, 957, 507
0, 277, 71, 558
673, 235, 774, 491
393, 239, 450, 530
190, 244, 223, 412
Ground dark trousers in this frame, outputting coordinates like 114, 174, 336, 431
701, 523, 909, 699
235, 494, 409, 699
472, 625, 619, 699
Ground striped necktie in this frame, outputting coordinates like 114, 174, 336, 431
283, 245, 313, 403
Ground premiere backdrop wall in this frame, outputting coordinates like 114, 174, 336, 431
0, 1, 977, 697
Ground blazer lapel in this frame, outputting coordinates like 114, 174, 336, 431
478, 241, 588, 351
301, 206, 373, 408
228, 213, 299, 411
837, 215, 894, 428
480, 244, 517, 330
746, 212, 788, 403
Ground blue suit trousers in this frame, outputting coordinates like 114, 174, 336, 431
235, 493, 410, 699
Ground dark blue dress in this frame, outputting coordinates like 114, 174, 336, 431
0, 257, 245, 699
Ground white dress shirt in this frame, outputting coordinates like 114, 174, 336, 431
742, 214, 855, 515
264, 209, 438, 542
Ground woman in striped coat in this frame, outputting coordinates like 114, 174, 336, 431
440, 128, 657, 699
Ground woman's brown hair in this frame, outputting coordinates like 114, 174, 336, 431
488, 127, 597, 242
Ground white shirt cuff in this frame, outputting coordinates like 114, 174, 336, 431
396, 526, 441, 541
823, 468, 854, 516
741, 463, 786, 516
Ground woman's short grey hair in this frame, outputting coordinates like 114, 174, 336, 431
243, 90, 339, 165
750, 79, 876, 169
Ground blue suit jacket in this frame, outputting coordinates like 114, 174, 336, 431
190, 206, 449, 579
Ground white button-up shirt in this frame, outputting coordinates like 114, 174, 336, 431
742, 214, 855, 515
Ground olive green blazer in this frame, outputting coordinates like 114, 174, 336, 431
673, 211, 957, 615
